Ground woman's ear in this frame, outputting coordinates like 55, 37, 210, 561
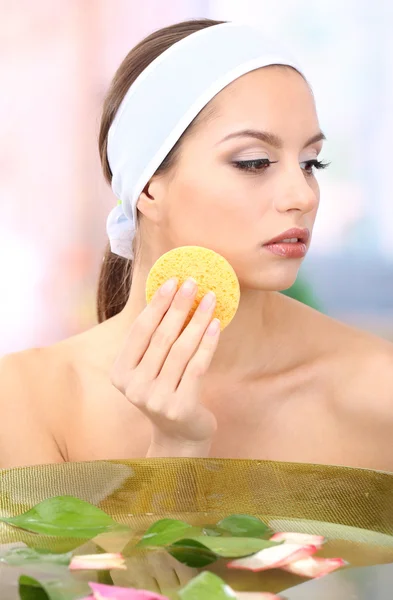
136, 176, 166, 225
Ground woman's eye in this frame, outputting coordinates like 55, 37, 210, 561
301, 159, 331, 176
232, 158, 274, 172
232, 158, 331, 175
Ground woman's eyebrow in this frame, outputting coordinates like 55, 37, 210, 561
216, 129, 326, 149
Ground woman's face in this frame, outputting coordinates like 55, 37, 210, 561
149, 66, 325, 291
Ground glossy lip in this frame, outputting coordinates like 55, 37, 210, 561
264, 227, 310, 246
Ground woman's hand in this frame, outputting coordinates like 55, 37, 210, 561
111, 550, 197, 595
110, 277, 220, 457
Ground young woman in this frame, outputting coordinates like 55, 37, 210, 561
1, 19, 393, 470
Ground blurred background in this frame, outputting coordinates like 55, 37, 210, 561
1, 0, 393, 355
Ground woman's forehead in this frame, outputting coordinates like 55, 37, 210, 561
191, 69, 318, 145
214, 67, 312, 113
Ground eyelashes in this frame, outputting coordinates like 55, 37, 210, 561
232, 158, 331, 176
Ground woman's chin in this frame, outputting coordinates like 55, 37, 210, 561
237, 261, 302, 292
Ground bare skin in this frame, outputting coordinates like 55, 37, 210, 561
1, 66, 393, 470
2, 292, 393, 470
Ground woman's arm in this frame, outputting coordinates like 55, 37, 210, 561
110, 277, 220, 460
0, 351, 65, 468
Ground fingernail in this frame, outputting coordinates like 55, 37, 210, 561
207, 318, 220, 335
181, 277, 197, 297
159, 278, 177, 296
199, 291, 216, 311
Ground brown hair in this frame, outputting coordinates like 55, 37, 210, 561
96, 18, 225, 323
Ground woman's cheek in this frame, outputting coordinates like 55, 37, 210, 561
167, 171, 250, 241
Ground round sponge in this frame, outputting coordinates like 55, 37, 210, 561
146, 246, 240, 331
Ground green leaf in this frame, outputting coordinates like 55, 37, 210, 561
216, 515, 271, 538
19, 575, 50, 600
201, 526, 222, 537
136, 518, 200, 548
0, 496, 127, 538
169, 539, 217, 567
168, 535, 279, 568
175, 535, 278, 558
18, 574, 90, 600
2, 547, 73, 566
179, 572, 237, 600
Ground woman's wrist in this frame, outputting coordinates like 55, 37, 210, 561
146, 436, 211, 458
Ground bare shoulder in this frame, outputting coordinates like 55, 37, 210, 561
284, 294, 393, 421
0, 344, 78, 468
0, 318, 122, 468
283, 292, 393, 353
306, 302, 393, 390
317, 312, 393, 469
332, 323, 393, 419
1, 344, 72, 382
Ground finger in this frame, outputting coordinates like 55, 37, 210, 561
116, 554, 160, 591
146, 551, 183, 591
152, 549, 198, 586
177, 317, 220, 394
135, 277, 198, 380
174, 563, 198, 586
156, 291, 217, 391
110, 277, 177, 390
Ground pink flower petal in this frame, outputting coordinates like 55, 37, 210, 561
88, 582, 169, 600
282, 556, 347, 578
70, 553, 126, 571
270, 532, 325, 548
227, 543, 317, 572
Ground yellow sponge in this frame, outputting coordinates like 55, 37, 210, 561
145, 246, 240, 331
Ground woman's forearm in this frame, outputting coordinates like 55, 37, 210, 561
146, 438, 211, 458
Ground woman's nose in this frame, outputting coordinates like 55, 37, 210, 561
274, 169, 319, 214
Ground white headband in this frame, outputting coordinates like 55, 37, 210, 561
106, 22, 305, 259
